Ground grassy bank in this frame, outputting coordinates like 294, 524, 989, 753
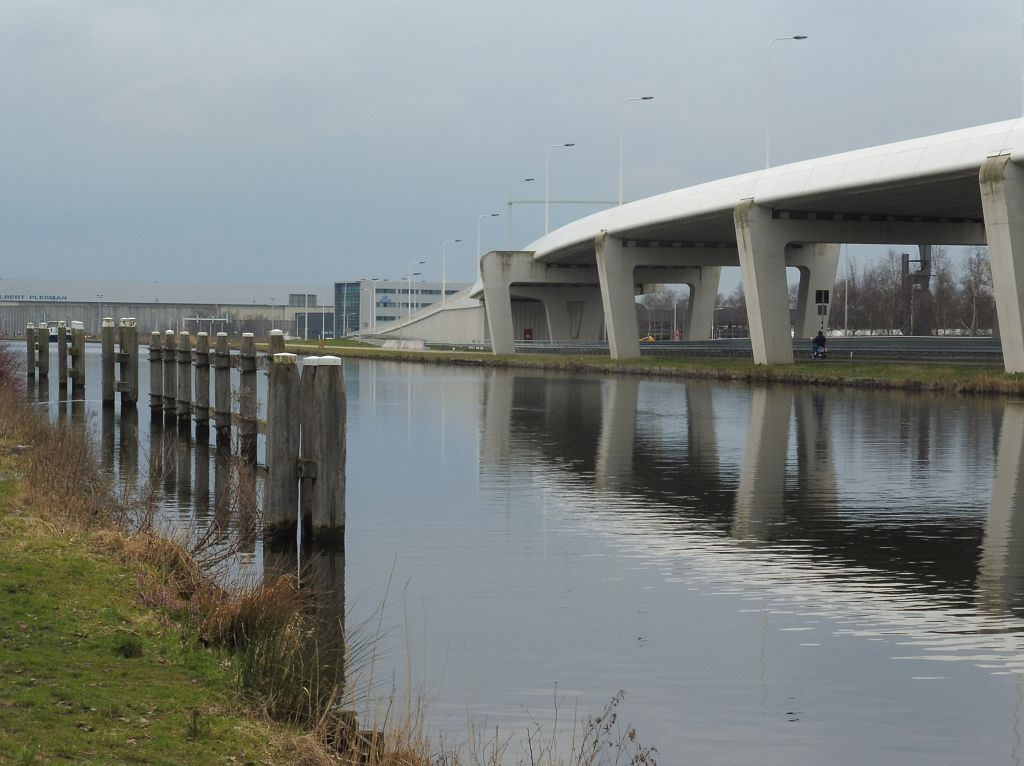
275, 341, 1024, 397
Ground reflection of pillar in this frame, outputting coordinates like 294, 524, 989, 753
101, 406, 115, 474
213, 441, 231, 535
733, 387, 793, 541
793, 390, 837, 505
978, 403, 1024, 613
306, 544, 346, 686
685, 382, 719, 472
119, 406, 139, 488
194, 439, 210, 522
481, 370, 515, 468
595, 378, 639, 491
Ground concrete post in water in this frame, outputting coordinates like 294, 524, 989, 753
194, 332, 210, 436
269, 329, 285, 356
176, 330, 192, 431
239, 333, 258, 461
119, 318, 139, 406
265, 352, 300, 543
304, 355, 346, 543
213, 332, 231, 437
162, 329, 176, 418
101, 317, 115, 406
25, 324, 36, 378
149, 331, 163, 417
57, 321, 67, 388
36, 323, 50, 379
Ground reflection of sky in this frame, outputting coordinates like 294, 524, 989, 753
29, 348, 1024, 764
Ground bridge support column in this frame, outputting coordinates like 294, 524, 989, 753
480, 251, 523, 355
538, 287, 604, 341
683, 266, 721, 340
734, 200, 795, 365
790, 243, 841, 339
595, 232, 641, 359
980, 154, 1024, 373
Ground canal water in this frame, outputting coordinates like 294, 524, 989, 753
26, 345, 1024, 764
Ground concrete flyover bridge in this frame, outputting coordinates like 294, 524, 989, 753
478, 119, 1024, 372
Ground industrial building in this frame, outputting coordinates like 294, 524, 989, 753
334, 279, 471, 336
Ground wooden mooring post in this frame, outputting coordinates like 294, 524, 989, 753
194, 332, 210, 438
213, 332, 231, 439
118, 318, 139, 406
162, 330, 176, 421
149, 332, 163, 418
36, 324, 49, 379
176, 330, 192, 432
57, 321, 68, 388
101, 318, 116, 406
265, 353, 346, 545
269, 329, 285, 356
25, 325, 36, 379
69, 324, 86, 391
239, 333, 258, 461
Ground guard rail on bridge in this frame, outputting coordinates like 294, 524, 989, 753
426, 336, 1004, 362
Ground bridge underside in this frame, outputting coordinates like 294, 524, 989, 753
481, 160, 1024, 372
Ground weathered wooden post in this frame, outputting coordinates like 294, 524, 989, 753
70, 324, 86, 391
239, 333, 258, 462
36, 324, 49, 379
57, 321, 68, 388
299, 356, 320, 536
101, 317, 116, 406
265, 352, 300, 543
119, 318, 139, 406
269, 329, 285, 356
149, 331, 163, 419
304, 356, 346, 543
194, 332, 210, 438
213, 332, 231, 441
176, 330, 192, 432
162, 329, 176, 420
25, 324, 36, 379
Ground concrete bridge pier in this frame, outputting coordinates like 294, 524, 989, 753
980, 154, 1024, 373
595, 233, 642, 359
789, 243, 841, 339
682, 266, 721, 340
734, 201, 796, 365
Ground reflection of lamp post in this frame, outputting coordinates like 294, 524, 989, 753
545, 143, 575, 233
619, 96, 653, 205
442, 239, 462, 305
507, 177, 534, 247
766, 34, 808, 168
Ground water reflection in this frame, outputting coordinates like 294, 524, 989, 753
479, 371, 1024, 644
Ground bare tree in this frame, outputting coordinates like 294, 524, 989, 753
960, 246, 994, 335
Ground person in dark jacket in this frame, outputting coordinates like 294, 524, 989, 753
811, 331, 827, 358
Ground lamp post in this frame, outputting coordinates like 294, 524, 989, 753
545, 143, 575, 234
477, 212, 500, 269
505, 176, 532, 245
442, 239, 462, 305
96, 294, 103, 335
619, 96, 653, 205
406, 260, 426, 321
766, 34, 808, 168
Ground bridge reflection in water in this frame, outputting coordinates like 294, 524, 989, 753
480, 370, 1024, 643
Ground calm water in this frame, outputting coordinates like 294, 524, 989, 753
25, 345, 1024, 764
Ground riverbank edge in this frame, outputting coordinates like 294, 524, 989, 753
273, 342, 1024, 398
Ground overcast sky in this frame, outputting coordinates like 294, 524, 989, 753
1, 1, 1020, 290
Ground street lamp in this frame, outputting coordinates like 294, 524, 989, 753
442, 239, 462, 305
619, 96, 653, 205
766, 35, 808, 168
406, 260, 426, 322
505, 178, 532, 246
477, 212, 500, 265
96, 294, 103, 335
545, 143, 575, 234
